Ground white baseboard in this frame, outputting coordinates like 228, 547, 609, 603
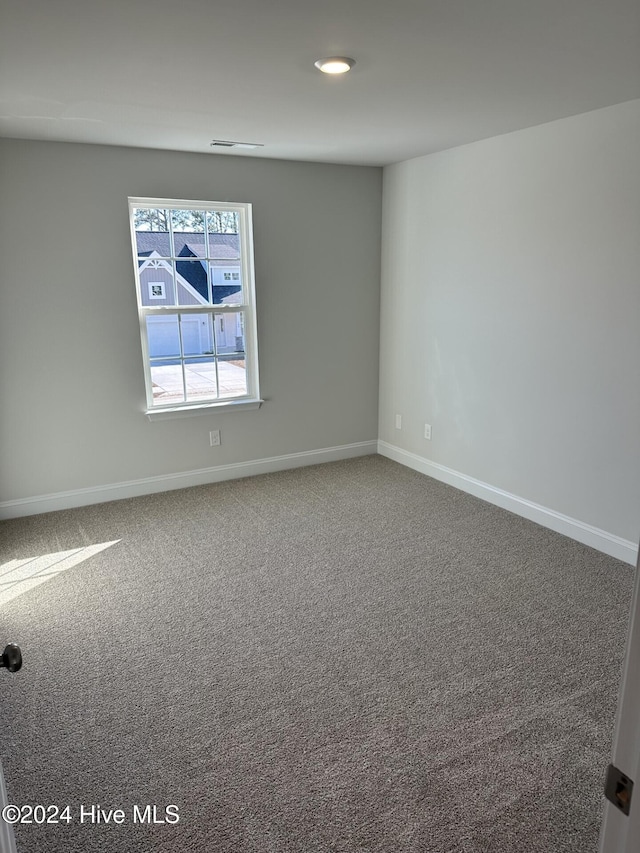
378, 440, 639, 566
5, 439, 638, 567
0, 441, 378, 520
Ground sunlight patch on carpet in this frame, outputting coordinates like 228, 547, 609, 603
0, 541, 121, 605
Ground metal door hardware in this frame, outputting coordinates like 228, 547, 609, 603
0, 644, 22, 674
605, 763, 634, 816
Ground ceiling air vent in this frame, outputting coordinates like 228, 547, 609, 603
210, 140, 263, 150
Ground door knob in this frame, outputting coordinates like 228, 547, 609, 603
1, 643, 22, 673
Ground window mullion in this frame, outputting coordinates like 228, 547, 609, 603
177, 314, 187, 404
204, 220, 213, 305
211, 311, 220, 399
141, 306, 249, 317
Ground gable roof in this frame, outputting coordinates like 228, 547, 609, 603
135, 231, 240, 258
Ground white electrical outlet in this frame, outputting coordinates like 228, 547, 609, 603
395, 414, 402, 430
209, 430, 221, 446
424, 423, 432, 440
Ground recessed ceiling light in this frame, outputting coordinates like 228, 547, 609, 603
314, 57, 355, 75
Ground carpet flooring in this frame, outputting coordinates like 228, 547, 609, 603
0, 455, 634, 852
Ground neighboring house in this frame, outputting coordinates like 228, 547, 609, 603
136, 231, 244, 358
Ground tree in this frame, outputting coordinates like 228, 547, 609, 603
134, 208, 170, 231
134, 207, 238, 233
206, 210, 239, 234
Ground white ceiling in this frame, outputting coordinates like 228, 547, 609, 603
1, 0, 639, 167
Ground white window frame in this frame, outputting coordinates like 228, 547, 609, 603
128, 197, 262, 419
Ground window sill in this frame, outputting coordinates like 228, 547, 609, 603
146, 398, 264, 421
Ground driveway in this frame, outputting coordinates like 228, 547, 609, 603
150, 359, 247, 404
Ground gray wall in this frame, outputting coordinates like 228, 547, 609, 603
0, 140, 382, 501
379, 100, 640, 543
3, 100, 638, 547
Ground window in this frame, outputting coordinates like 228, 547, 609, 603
128, 198, 261, 416
148, 282, 166, 300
